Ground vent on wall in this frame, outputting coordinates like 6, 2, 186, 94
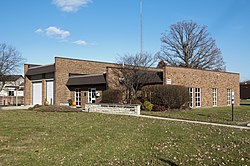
166, 78, 172, 85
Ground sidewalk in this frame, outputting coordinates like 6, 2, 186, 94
135, 114, 250, 130
91, 111, 250, 130
0, 105, 32, 110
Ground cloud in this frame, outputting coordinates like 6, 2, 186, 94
35, 26, 70, 39
73, 40, 87, 45
35, 27, 91, 46
35, 28, 43, 33
52, 0, 92, 12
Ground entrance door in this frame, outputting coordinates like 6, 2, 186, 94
46, 81, 54, 105
88, 88, 96, 103
32, 82, 42, 105
75, 89, 81, 107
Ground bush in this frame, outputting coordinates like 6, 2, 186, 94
131, 99, 142, 105
142, 85, 190, 110
101, 89, 122, 103
142, 101, 154, 111
153, 104, 166, 112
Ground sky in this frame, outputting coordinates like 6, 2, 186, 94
0, 0, 250, 81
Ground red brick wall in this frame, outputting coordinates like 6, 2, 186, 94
24, 64, 32, 105
163, 66, 240, 108
54, 57, 116, 105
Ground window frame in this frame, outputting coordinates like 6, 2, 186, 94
195, 88, 201, 107
212, 88, 217, 107
75, 89, 81, 106
188, 88, 193, 108
227, 89, 231, 106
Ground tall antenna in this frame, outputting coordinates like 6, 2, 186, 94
140, 0, 143, 54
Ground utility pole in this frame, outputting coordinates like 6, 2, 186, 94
140, 0, 143, 54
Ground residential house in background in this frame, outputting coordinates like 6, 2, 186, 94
24, 57, 240, 108
240, 80, 250, 99
0, 75, 24, 106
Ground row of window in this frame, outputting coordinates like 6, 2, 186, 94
188, 88, 232, 108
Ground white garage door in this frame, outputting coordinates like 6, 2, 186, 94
32, 82, 42, 105
46, 81, 54, 105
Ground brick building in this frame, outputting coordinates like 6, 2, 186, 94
163, 66, 240, 108
240, 81, 250, 99
24, 57, 240, 108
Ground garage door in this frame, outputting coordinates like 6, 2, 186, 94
32, 82, 42, 105
46, 81, 54, 105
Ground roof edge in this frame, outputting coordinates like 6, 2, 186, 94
55, 56, 117, 65
106, 65, 163, 71
28, 63, 55, 69
164, 65, 239, 75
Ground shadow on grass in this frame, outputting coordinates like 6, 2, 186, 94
197, 113, 211, 117
158, 157, 178, 166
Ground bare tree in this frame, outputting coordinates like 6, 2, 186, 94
115, 52, 158, 103
0, 43, 25, 91
159, 20, 225, 71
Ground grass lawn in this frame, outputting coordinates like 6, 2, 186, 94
241, 99, 250, 105
142, 105, 250, 125
0, 110, 249, 165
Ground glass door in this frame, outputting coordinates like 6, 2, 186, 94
75, 89, 81, 107
88, 88, 96, 103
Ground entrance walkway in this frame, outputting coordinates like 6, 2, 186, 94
134, 114, 250, 130
0, 105, 32, 110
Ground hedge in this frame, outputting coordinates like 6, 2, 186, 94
142, 85, 190, 110
101, 89, 122, 103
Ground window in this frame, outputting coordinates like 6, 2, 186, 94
227, 89, 231, 105
75, 89, 81, 106
195, 88, 201, 107
8, 91, 14, 96
212, 88, 217, 107
188, 88, 193, 108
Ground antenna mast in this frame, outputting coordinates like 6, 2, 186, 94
140, 0, 143, 54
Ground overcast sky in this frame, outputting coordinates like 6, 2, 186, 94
1, 0, 249, 81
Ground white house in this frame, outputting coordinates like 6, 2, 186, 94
0, 75, 24, 106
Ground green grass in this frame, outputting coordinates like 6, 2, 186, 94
0, 110, 249, 165
241, 99, 250, 105
142, 105, 250, 125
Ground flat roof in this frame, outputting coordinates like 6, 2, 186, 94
240, 81, 250, 85
55, 57, 116, 65
164, 65, 239, 75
